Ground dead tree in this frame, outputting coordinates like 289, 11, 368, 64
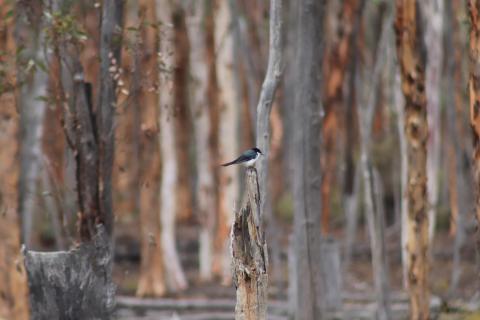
22, 1, 124, 318
231, 168, 268, 320
395, 0, 430, 318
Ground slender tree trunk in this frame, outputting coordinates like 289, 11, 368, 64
468, 0, 480, 296
321, 0, 361, 234
214, 0, 240, 282
358, 10, 392, 319
174, 8, 193, 222
0, 3, 30, 318
231, 168, 268, 320
395, 1, 430, 318
15, 1, 48, 247
184, 0, 217, 281
97, 0, 124, 237
292, 1, 326, 319
157, 0, 188, 291
136, 0, 166, 297
421, 0, 444, 244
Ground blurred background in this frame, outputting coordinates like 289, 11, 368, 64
0, 0, 479, 319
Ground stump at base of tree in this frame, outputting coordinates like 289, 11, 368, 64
231, 167, 268, 320
22, 225, 115, 320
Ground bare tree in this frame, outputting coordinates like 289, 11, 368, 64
292, 0, 326, 319
420, 0, 444, 243
16, 0, 48, 247
0, 3, 30, 318
395, 0, 430, 318
135, 0, 167, 297
184, 0, 217, 281
214, 0, 240, 282
157, 0, 188, 291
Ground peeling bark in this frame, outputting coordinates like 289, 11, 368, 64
394, 1, 430, 318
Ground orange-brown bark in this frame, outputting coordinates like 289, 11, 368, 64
135, 0, 166, 297
0, 2, 29, 317
321, 0, 360, 234
173, 8, 193, 222
394, 1, 430, 318
468, 0, 480, 293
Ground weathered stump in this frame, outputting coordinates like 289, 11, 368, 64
231, 167, 268, 320
23, 225, 116, 320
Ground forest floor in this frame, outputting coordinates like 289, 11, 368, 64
112, 223, 479, 319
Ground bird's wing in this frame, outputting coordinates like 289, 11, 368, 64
221, 153, 253, 166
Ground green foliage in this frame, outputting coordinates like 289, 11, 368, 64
44, 10, 87, 48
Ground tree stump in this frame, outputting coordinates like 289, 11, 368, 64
231, 168, 268, 320
22, 225, 116, 320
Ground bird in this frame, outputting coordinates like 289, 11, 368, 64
221, 147, 263, 167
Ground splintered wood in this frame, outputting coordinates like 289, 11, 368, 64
230, 168, 268, 320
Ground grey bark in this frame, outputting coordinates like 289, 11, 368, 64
16, 1, 48, 247
357, 8, 392, 320
23, 225, 115, 320
231, 168, 268, 320
97, 0, 124, 237
253, 0, 283, 285
291, 1, 326, 319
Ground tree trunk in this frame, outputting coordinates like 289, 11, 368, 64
0, 3, 30, 318
135, 0, 167, 297
15, 0, 48, 247
214, 0, 240, 282
420, 0, 444, 244
468, 0, 480, 297
358, 10, 392, 319
184, 0, 217, 282
292, 1, 326, 319
97, 0, 124, 237
321, 0, 361, 234
231, 168, 268, 320
23, 225, 115, 320
394, 1, 430, 318
157, 0, 188, 291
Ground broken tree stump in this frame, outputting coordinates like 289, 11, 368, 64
22, 225, 116, 320
231, 167, 268, 320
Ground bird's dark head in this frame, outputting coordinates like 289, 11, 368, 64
252, 147, 263, 155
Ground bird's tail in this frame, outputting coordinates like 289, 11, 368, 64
221, 160, 237, 167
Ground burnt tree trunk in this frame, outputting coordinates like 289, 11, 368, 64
231, 168, 268, 320
395, 1, 430, 318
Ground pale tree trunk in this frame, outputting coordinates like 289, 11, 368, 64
214, 0, 240, 282
184, 0, 216, 282
135, 0, 167, 297
395, 1, 430, 318
255, 0, 283, 261
157, 0, 188, 291
231, 168, 268, 320
468, 0, 480, 296
292, 0, 326, 319
420, 0, 444, 244
358, 10, 392, 319
15, 1, 48, 247
0, 3, 30, 318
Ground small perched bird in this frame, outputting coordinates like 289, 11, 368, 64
221, 148, 263, 167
